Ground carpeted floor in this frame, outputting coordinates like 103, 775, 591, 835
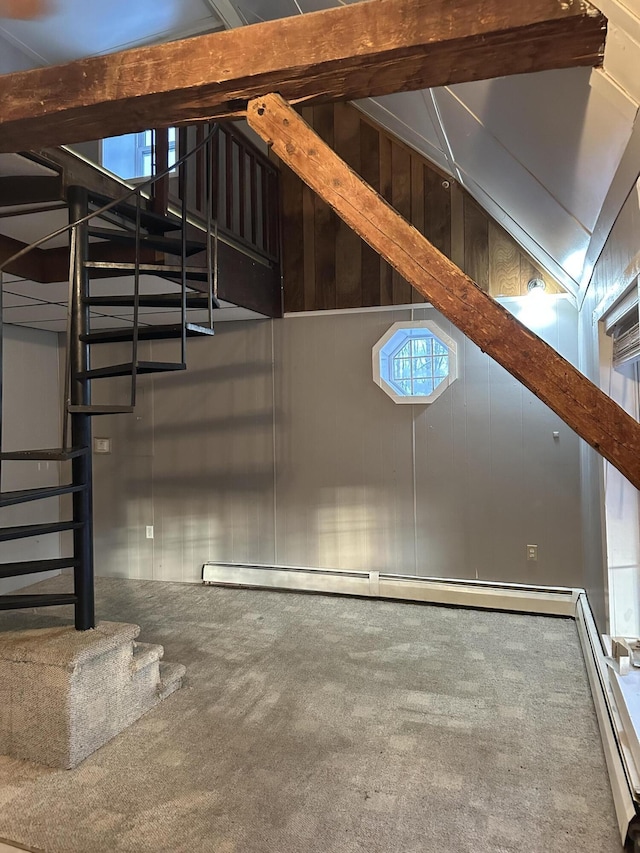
0, 575, 622, 853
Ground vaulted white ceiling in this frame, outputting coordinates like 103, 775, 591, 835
1, 0, 639, 301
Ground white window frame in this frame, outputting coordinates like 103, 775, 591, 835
372, 320, 458, 405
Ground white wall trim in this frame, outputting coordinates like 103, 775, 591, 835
575, 593, 638, 842
284, 293, 573, 319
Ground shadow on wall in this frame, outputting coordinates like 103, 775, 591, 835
136, 410, 279, 440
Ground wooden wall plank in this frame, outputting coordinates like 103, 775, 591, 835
488, 221, 520, 297
449, 182, 465, 271
312, 104, 336, 309
464, 197, 489, 292
379, 134, 394, 305
281, 162, 305, 312
334, 103, 363, 309
424, 167, 452, 260
360, 118, 381, 307
278, 101, 567, 312
391, 143, 412, 304
411, 156, 426, 303
301, 106, 317, 311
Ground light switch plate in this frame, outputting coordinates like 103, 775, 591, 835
94, 437, 111, 454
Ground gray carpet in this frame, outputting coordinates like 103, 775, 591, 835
0, 575, 622, 853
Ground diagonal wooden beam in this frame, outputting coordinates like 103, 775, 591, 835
247, 93, 640, 490
0, 0, 605, 153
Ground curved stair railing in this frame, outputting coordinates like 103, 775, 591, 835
0, 121, 262, 629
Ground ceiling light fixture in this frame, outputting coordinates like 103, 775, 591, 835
527, 277, 546, 294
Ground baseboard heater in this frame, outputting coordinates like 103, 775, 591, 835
202, 561, 578, 616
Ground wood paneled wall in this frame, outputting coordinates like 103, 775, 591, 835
276, 103, 564, 313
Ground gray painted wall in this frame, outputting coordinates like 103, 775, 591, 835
0, 325, 63, 593
93, 296, 583, 589
577, 177, 640, 632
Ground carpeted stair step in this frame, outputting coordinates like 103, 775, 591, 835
131, 641, 164, 675
158, 661, 186, 700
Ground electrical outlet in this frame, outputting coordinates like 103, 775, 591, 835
527, 544, 538, 561
146, 526, 154, 539
94, 437, 111, 454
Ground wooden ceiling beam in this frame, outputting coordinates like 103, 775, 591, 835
247, 93, 640, 489
0, 0, 606, 153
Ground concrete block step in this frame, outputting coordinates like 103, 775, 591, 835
131, 641, 164, 675
158, 661, 186, 700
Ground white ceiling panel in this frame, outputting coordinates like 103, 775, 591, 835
0, 208, 69, 248
3, 302, 68, 323
604, 24, 640, 104
435, 88, 591, 283
1, 292, 44, 309
9, 319, 69, 333
215, 307, 268, 321
87, 275, 182, 297
235, 0, 298, 24
446, 67, 634, 233
0, 153, 58, 177
0, 0, 223, 64
4, 280, 70, 301
355, 94, 450, 175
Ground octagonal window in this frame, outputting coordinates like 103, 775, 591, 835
373, 321, 457, 404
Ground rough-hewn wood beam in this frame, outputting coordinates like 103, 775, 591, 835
248, 93, 640, 490
0, 0, 605, 153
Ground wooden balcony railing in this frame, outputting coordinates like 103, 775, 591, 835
152, 122, 280, 266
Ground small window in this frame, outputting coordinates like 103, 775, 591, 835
101, 129, 176, 181
373, 321, 457, 404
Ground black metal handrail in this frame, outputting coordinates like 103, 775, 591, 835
0, 124, 225, 630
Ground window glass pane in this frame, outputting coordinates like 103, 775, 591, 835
413, 378, 434, 395
396, 379, 412, 395
412, 337, 427, 356
433, 355, 449, 377
396, 341, 412, 359
102, 128, 176, 180
413, 356, 430, 376
141, 151, 153, 177
102, 134, 138, 180
393, 358, 411, 380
